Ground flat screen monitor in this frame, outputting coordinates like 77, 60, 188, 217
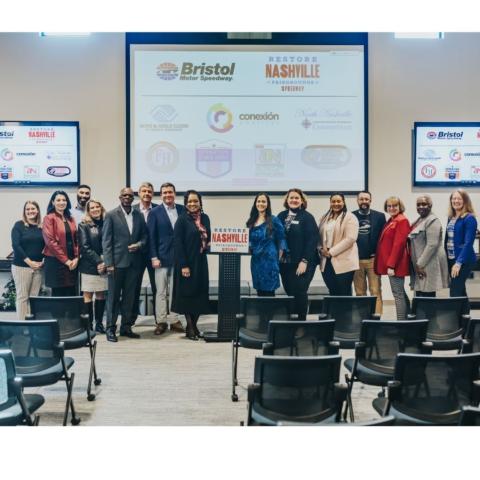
413, 122, 480, 187
0, 121, 80, 187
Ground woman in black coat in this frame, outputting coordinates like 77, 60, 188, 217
171, 190, 211, 340
78, 199, 107, 333
277, 188, 319, 319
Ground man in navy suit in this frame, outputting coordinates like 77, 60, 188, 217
147, 182, 185, 335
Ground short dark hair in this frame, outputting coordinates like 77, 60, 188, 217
47, 190, 72, 218
160, 182, 176, 193
77, 184, 91, 191
357, 190, 371, 198
183, 190, 203, 210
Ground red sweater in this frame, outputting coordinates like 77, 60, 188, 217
374, 213, 411, 277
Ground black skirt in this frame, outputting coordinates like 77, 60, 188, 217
44, 256, 78, 288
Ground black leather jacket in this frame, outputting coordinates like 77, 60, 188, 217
78, 220, 104, 275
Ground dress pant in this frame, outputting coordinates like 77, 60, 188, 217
11, 265, 43, 320
353, 257, 383, 314
280, 263, 316, 320
448, 259, 474, 313
106, 266, 141, 331
132, 259, 156, 323
154, 266, 184, 326
388, 275, 410, 320
321, 258, 354, 296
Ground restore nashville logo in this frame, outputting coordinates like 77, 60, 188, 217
265, 55, 320, 92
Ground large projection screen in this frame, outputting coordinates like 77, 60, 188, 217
127, 34, 367, 194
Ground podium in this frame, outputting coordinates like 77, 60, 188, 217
203, 252, 249, 342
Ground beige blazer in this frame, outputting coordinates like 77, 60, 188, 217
318, 211, 359, 274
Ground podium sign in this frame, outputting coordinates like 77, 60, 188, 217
210, 227, 249, 253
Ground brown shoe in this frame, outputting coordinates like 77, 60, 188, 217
170, 321, 185, 333
154, 323, 168, 335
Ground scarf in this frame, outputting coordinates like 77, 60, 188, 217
189, 210, 208, 253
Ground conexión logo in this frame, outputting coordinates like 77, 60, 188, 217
207, 104, 233, 133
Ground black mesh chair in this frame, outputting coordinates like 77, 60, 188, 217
262, 320, 339, 356
408, 297, 469, 351
232, 296, 296, 402
0, 349, 44, 426
318, 296, 379, 349
246, 355, 347, 426
277, 415, 396, 426
373, 352, 480, 425
344, 319, 431, 421
29, 296, 101, 401
459, 406, 480, 425
0, 320, 80, 426
462, 318, 480, 354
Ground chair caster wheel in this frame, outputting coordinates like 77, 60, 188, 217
87, 393, 96, 401
94, 378, 102, 386
231, 393, 238, 402
240, 421, 244, 426
71, 417, 81, 425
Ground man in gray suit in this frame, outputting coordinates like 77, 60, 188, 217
102, 187, 149, 342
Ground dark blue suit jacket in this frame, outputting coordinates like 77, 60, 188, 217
147, 203, 185, 267
445, 213, 478, 265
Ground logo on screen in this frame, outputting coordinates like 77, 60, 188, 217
207, 104, 233, 133
301, 118, 312, 129
146, 142, 179, 173
445, 166, 460, 180
0, 131, 14, 138
255, 144, 285, 177
427, 131, 437, 139
477, 130, 480, 139
24, 165, 40, 178
150, 104, 178, 122
156, 63, 179, 80
0, 165, 13, 180
0, 148, 14, 161
449, 149, 462, 161
471, 166, 480, 179
47, 166, 71, 177
421, 164, 437, 178
196, 140, 232, 178
418, 149, 441, 161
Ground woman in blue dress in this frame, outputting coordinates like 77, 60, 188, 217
246, 193, 287, 296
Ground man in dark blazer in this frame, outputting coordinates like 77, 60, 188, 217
147, 182, 185, 335
131, 181, 158, 325
352, 191, 386, 314
102, 187, 149, 342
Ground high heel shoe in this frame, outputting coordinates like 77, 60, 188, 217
185, 328, 199, 341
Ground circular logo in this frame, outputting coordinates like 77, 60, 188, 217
146, 142, 179, 173
207, 103, 233, 133
427, 131, 437, 139
156, 62, 179, 81
449, 149, 462, 161
421, 164, 437, 178
1, 148, 14, 161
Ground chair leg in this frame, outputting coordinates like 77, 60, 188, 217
87, 340, 98, 401
63, 371, 81, 426
34, 414, 40, 426
344, 373, 355, 423
231, 340, 239, 402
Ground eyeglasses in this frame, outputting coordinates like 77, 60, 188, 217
386, 204, 399, 209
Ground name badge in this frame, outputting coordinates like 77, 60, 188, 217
291, 220, 299, 225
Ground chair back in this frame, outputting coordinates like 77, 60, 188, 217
321, 296, 377, 346
265, 320, 335, 356
252, 355, 342, 422
30, 296, 87, 340
359, 320, 429, 375
464, 318, 480, 353
240, 296, 295, 334
393, 352, 480, 423
0, 349, 16, 410
0, 320, 61, 375
411, 297, 467, 341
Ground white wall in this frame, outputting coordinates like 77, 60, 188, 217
1, 32, 480, 295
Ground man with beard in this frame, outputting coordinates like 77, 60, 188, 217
71, 184, 91, 225
352, 191, 386, 314
132, 182, 158, 324
102, 187, 148, 342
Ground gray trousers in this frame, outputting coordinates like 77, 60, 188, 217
154, 267, 184, 326
388, 275, 410, 320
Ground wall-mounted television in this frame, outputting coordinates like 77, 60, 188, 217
0, 121, 80, 187
413, 122, 480, 187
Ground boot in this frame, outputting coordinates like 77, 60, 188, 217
83, 301, 94, 331
94, 299, 106, 334
185, 314, 198, 341
192, 315, 203, 339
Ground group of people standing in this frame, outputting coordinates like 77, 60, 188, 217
10, 184, 478, 338
247, 188, 478, 320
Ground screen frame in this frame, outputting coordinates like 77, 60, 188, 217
125, 32, 368, 196
412, 121, 480, 188
0, 120, 80, 188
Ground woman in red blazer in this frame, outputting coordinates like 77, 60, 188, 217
43, 190, 79, 296
375, 196, 411, 319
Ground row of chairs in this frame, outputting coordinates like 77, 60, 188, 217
0, 296, 102, 426
232, 296, 480, 425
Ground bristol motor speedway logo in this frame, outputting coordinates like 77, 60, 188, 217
427, 131, 437, 139
156, 63, 179, 80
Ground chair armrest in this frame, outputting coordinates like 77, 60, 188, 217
461, 339, 473, 354
262, 342, 274, 355
235, 314, 245, 338
289, 314, 299, 321
80, 313, 90, 329
461, 315, 471, 332
334, 383, 348, 422
54, 341, 65, 356
247, 383, 261, 403
387, 380, 402, 412
420, 341, 434, 354
354, 341, 366, 358
328, 341, 340, 355
407, 314, 416, 320
318, 313, 328, 320
371, 314, 381, 320
25, 314, 35, 320
10, 376, 36, 426
472, 380, 480, 406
